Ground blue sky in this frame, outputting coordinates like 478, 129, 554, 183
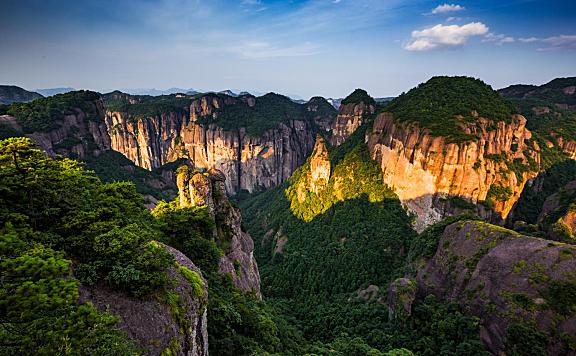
0, 0, 574, 99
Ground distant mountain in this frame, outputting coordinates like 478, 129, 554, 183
0, 85, 43, 104
119, 88, 198, 96
35, 87, 75, 97
326, 98, 342, 109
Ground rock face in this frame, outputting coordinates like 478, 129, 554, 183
330, 100, 375, 146
366, 112, 540, 231
309, 135, 331, 194
106, 94, 333, 195
2, 99, 111, 159
79, 243, 209, 356
386, 278, 416, 319
176, 166, 261, 298
417, 220, 576, 354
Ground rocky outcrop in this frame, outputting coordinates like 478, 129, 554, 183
330, 100, 375, 146
417, 220, 576, 354
106, 94, 323, 195
386, 278, 416, 319
367, 112, 540, 231
176, 166, 261, 298
309, 135, 331, 194
79, 243, 209, 356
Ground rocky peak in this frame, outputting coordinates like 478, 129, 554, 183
176, 166, 261, 297
309, 135, 331, 194
331, 89, 375, 146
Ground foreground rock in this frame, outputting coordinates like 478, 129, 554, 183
176, 166, 261, 297
417, 220, 576, 354
79, 243, 209, 356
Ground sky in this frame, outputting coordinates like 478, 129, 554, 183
0, 0, 574, 99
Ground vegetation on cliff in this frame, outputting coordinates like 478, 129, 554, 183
385, 76, 517, 143
5, 90, 102, 132
239, 123, 487, 354
341, 88, 376, 106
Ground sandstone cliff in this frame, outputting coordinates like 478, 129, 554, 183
106, 93, 333, 195
366, 112, 540, 231
176, 166, 261, 297
79, 243, 209, 356
417, 220, 576, 354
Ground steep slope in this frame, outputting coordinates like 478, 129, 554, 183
500, 77, 576, 162
239, 131, 488, 354
416, 220, 576, 355
330, 89, 375, 146
0, 90, 111, 158
366, 77, 542, 230
0, 85, 43, 104
0, 137, 209, 355
174, 166, 261, 296
104, 92, 336, 194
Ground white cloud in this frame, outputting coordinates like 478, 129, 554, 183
519, 37, 539, 43
539, 35, 576, 51
333, 0, 342, 3
483, 33, 515, 45
431, 3, 465, 14
403, 22, 489, 51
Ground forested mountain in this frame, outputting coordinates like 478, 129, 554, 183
0, 85, 43, 104
2, 75, 576, 355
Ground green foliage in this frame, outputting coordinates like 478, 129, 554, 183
240, 130, 486, 354
341, 89, 375, 106
84, 150, 178, 201
0, 122, 22, 140
0, 137, 174, 298
6, 90, 102, 132
487, 184, 513, 202
505, 322, 548, 356
197, 93, 309, 136
385, 76, 516, 143
510, 160, 576, 226
104, 92, 191, 118
177, 265, 205, 298
0, 224, 137, 354
545, 279, 576, 316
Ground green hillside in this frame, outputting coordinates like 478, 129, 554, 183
385, 76, 517, 143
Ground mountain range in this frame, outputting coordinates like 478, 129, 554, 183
1, 75, 576, 355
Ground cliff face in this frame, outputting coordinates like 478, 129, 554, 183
106, 94, 322, 195
417, 220, 576, 354
330, 101, 375, 146
2, 98, 111, 159
176, 166, 261, 297
80, 243, 209, 356
367, 112, 540, 231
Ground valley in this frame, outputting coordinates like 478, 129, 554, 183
2, 76, 576, 355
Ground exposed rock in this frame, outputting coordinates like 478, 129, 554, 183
106, 93, 327, 195
176, 167, 261, 298
367, 112, 540, 231
386, 278, 416, 319
357, 285, 382, 302
79, 243, 208, 356
309, 135, 331, 194
331, 100, 375, 146
3, 99, 111, 159
417, 220, 576, 354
